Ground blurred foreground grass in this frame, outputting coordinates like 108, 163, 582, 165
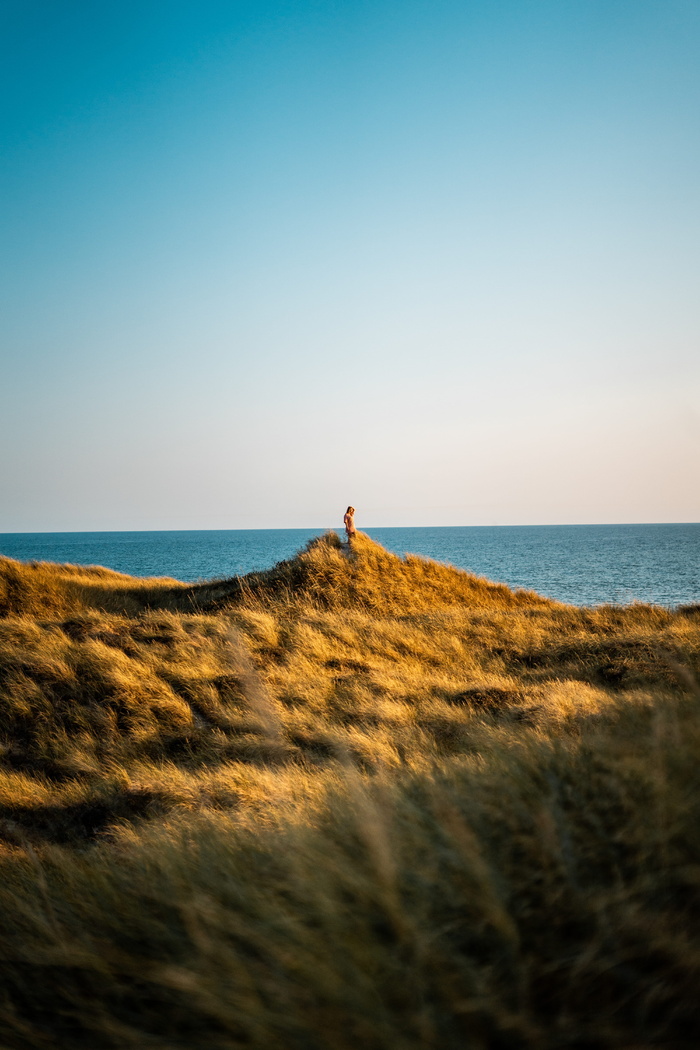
0, 532, 698, 1048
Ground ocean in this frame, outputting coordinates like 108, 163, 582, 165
0, 523, 697, 608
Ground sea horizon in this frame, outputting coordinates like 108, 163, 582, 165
2, 522, 698, 609
2, 520, 697, 534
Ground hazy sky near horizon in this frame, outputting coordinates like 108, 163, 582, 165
1, 0, 699, 531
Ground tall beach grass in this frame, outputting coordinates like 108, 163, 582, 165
0, 533, 698, 1047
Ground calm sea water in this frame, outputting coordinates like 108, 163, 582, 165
0, 524, 697, 608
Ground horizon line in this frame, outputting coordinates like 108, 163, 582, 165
1, 521, 698, 536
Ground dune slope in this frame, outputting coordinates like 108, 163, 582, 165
0, 533, 699, 1048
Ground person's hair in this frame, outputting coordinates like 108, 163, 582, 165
346, 506, 354, 514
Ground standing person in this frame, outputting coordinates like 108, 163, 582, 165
344, 506, 356, 543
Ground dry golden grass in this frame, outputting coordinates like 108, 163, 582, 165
0, 532, 699, 1047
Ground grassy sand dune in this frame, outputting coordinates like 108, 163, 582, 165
0, 531, 549, 617
0, 533, 698, 1047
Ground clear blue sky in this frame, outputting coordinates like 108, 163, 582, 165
1, 0, 698, 530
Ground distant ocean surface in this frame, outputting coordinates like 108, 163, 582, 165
1, 524, 698, 608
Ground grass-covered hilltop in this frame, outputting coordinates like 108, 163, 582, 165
0, 532, 699, 1050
